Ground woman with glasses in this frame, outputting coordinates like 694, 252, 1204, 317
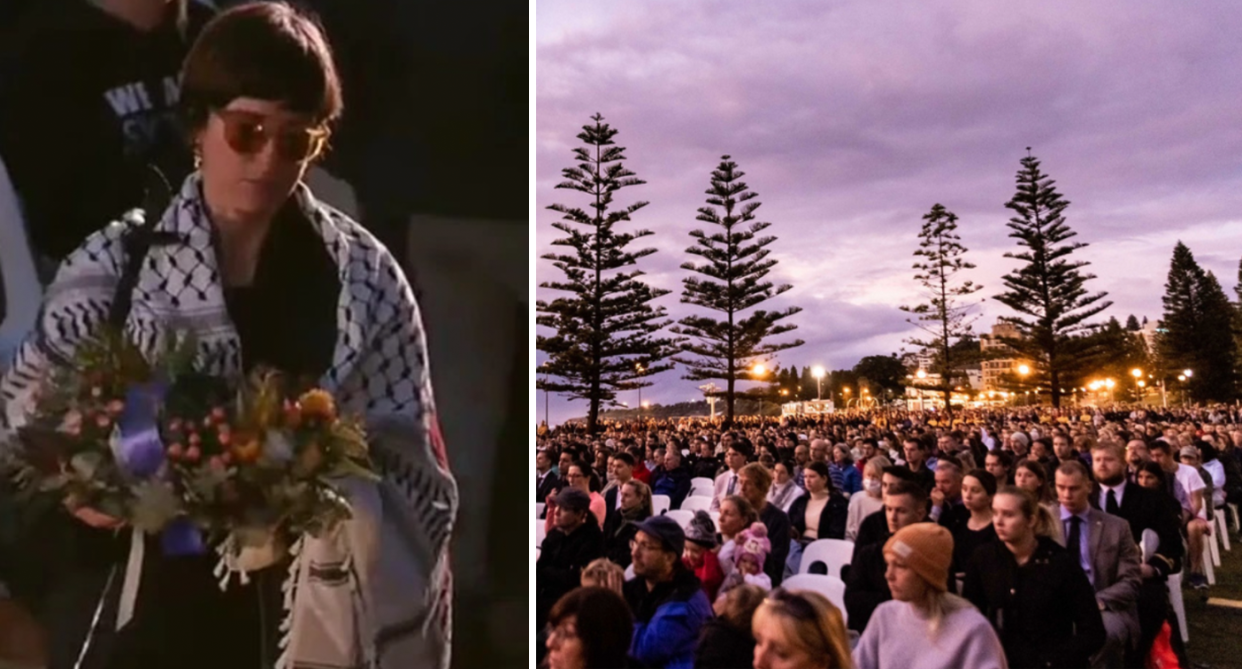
751, 587, 853, 669
852, 524, 1006, 669
0, 4, 456, 669
545, 587, 635, 669
546, 462, 608, 535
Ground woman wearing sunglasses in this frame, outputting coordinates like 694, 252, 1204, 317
0, 4, 456, 669
751, 587, 853, 669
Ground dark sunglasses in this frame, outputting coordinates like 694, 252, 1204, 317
213, 109, 329, 163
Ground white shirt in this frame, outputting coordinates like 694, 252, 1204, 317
712, 469, 741, 512
1098, 481, 1125, 513
1173, 463, 1207, 519
1203, 460, 1227, 508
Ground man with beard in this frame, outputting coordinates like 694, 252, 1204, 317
1091, 441, 1183, 661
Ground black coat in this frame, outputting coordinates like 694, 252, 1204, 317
843, 541, 889, 633
536, 470, 559, 506
759, 503, 791, 587
788, 493, 849, 542
602, 510, 645, 568
651, 465, 693, 510
852, 509, 890, 562
962, 536, 1106, 669
1090, 481, 1183, 578
536, 519, 604, 628
694, 618, 756, 669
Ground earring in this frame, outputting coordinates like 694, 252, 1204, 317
193, 146, 202, 170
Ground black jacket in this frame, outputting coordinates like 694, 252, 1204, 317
759, 503, 791, 587
651, 465, 693, 510
536, 518, 604, 628
788, 493, 849, 542
962, 536, 1106, 669
694, 618, 756, 669
1090, 481, 1183, 578
0, 0, 213, 261
852, 509, 890, 561
843, 540, 889, 633
536, 469, 558, 506
602, 509, 645, 568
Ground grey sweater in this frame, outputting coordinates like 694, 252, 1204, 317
853, 599, 1008, 669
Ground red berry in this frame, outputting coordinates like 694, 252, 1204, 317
185, 446, 201, 462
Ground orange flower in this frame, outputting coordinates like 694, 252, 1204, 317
298, 389, 336, 422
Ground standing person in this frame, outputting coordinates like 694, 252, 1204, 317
950, 470, 997, 575
623, 517, 713, 669
1, 5, 458, 668
852, 524, 1008, 669
737, 463, 792, 587
602, 480, 653, 568
0, 0, 215, 267
694, 584, 764, 669
544, 587, 635, 669
962, 487, 1105, 668
751, 588, 854, 669
846, 456, 890, 542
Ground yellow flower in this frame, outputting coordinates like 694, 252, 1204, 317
298, 389, 336, 421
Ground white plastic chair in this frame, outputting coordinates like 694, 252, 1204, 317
689, 478, 715, 498
798, 539, 854, 579
680, 495, 713, 513
1229, 503, 1240, 534
535, 520, 546, 549
782, 573, 849, 627
664, 509, 695, 530
1215, 507, 1231, 552
1207, 516, 1221, 570
535, 502, 545, 519
1142, 529, 1188, 643
652, 494, 671, 516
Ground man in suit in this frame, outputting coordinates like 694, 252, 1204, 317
536, 448, 559, 510
710, 441, 752, 512
603, 451, 635, 526
1090, 440, 1183, 660
1057, 460, 1142, 669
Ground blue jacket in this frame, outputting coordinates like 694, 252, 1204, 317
623, 565, 713, 669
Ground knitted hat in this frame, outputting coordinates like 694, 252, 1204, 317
1179, 446, 1198, 459
685, 511, 718, 548
1011, 432, 1030, 448
733, 522, 771, 568
883, 523, 953, 592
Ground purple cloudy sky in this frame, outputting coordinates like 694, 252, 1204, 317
535, 1, 1242, 426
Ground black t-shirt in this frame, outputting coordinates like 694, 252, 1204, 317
0, 0, 213, 260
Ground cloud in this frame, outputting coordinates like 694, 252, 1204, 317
536, 0, 1242, 424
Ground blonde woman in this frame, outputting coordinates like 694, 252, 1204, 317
845, 455, 890, 541
752, 587, 853, 669
852, 524, 1007, 669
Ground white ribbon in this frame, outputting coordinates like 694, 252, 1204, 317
115, 528, 145, 630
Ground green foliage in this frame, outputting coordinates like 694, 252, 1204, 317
672, 156, 803, 426
1158, 243, 1238, 402
993, 150, 1112, 407
536, 114, 681, 433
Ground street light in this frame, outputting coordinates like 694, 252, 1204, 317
1131, 368, 1143, 379
1184, 369, 1194, 378
540, 361, 551, 426
635, 362, 646, 410
753, 363, 767, 377
812, 366, 826, 400
916, 369, 927, 379
1017, 364, 1030, 376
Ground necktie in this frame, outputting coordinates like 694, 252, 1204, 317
1106, 489, 1120, 515
727, 474, 737, 495
1067, 515, 1083, 569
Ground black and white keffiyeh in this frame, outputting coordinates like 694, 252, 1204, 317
0, 173, 457, 669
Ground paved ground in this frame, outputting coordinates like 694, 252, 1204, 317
1183, 517, 1242, 669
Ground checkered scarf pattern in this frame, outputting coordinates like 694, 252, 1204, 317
0, 174, 458, 669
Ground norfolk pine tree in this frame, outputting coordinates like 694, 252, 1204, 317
672, 156, 803, 426
993, 151, 1111, 408
900, 203, 983, 417
536, 114, 680, 433
1158, 242, 1238, 402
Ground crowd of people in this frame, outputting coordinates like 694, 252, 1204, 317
535, 404, 1242, 668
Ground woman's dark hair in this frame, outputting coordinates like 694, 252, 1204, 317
964, 468, 998, 497
1138, 461, 1167, 487
547, 587, 634, 669
181, 2, 343, 131
803, 461, 835, 493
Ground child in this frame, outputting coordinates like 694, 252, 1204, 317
683, 510, 725, 600
716, 522, 772, 603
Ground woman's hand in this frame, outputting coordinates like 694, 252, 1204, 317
64, 501, 125, 529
